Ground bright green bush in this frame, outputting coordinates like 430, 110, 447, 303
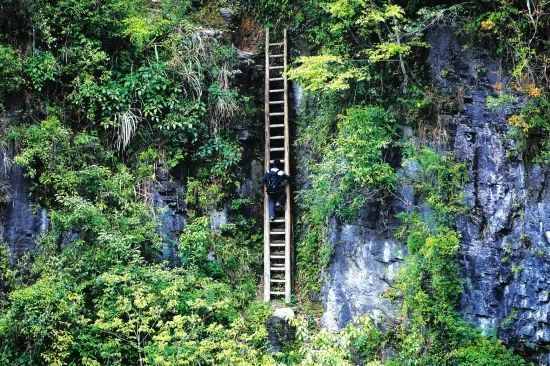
287, 55, 364, 93
0, 265, 274, 365
302, 105, 395, 222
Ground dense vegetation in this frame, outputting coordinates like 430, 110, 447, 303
0, 0, 548, 365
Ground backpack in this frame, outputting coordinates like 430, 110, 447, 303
265, 170, 285, 194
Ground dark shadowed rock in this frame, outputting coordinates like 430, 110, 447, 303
0, 158, 48, 264
151, 167, 185, 265
267, 307, 295, 353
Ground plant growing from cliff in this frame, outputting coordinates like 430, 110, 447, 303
296, 105, 396, 300
287, 55, 364, 93
507, 93, 550, 163
486, 93, 517, 111
303, 105, 396, 223
401, 147, 467, 223
385, 147, 528, 365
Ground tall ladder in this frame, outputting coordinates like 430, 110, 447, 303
264, 28, 292, 303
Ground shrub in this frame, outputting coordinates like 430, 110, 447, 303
0, 44, 23, 99
24, 51, 58, 92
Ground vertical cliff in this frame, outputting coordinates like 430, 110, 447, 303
316, 24, 550, 363
428, 26, 550, 364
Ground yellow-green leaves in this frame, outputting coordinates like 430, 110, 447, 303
122, 14, 170, 50
324, 0, 366, 18
287, 55, 364, 93
359, 3, 405, 26
366, 42, 411, 63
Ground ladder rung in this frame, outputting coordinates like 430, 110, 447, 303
270, 244, 285, 248
270, 292, 285, 296
270, 89, 284, 93
269, 66, 284, 70
270, 279, 285, 283
270, 218, 285, 222
269, 101, 284, 104
270, 231, 285, 235
270, 267, 285, 271
269, 112, 284, 116
270, 54, 284, 58
270, 77, 284, 81
270, 124, 284, 128
269, 42, 284, 46
270, 147, 284, 152
270, 255, 285, 259
270, 136, 284, 140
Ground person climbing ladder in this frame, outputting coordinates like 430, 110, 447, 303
262, 160, 290, 221
264, 27, 292, 302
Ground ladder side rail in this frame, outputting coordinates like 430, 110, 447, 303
283, 28, 292, 303
263, 27, 271, 302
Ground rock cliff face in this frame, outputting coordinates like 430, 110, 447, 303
151, 166, 186, 265
320, 190, 411, 330
0, 151, 48, 264
429, 26, 550, 364
319, 25, 550, 363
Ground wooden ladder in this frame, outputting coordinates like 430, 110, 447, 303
264, 28, 292, 303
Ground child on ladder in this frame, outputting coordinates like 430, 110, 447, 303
262, 160, 290, 221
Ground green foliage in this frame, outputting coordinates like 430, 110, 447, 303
0, 44, 23, 99
0, 265, 275, 365
122, 15, 170, 50
401, 147, 467, 222
285, 315, 385, 365
337, 107, 396, 188
507, 94, 550, 163
287, 55, 364, 93
486, 93, 517, 111
180, 213, 262, 288
296, 105, 395, 299
304, 105, 395, 222
450, 337, 529, 366
24, 51, 58, 92
0, 244, 16, 306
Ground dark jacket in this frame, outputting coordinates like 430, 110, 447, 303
262, 168, 289, 195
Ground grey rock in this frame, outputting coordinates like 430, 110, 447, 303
321, 212, 407, 331
291, 81, 305, 115
210, 207, 228, 233
316, 25, 549, 365
429, 26, 550, 363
